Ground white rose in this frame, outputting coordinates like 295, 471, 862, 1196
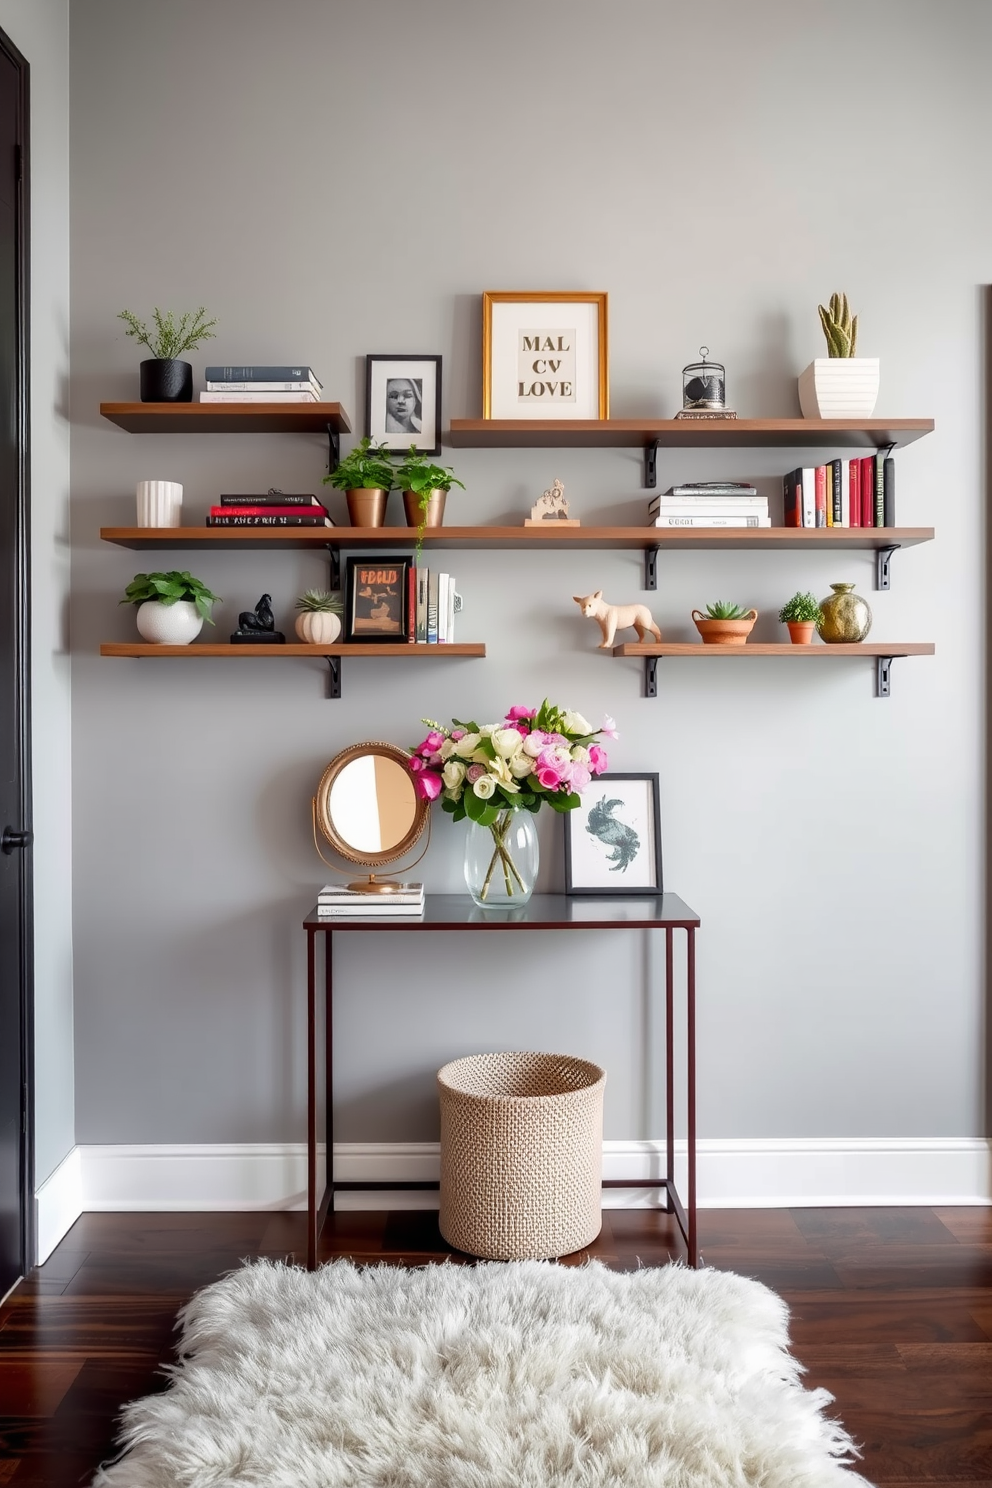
479, 724, 496, 736
439, 739, 457, 760
509, 751, 533, 778
443, 760, 467, 790
522, 734, 544, 758
570, 745, 590, 764
472, 775, 496, 798
454, 732, 481, 757
492, 727, 523, 759
562, 710, 592, 735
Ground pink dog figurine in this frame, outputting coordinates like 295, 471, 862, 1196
573, 590, 662, 649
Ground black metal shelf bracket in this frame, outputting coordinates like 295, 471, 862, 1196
644, 439, 659, 490
325, 655, 342, 700
874, 543, 899, 591
325, 543, 341, 590
645, 655, 659, 698
644, 545, 659, 591
875, 655, 894, 698
326, 423, 340, 475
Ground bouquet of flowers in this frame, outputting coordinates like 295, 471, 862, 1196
407, 700, 617, 902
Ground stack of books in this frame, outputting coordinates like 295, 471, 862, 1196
207, 492, 334, 528
649, 483, 770, 528
783, 455, 895, 528
316, 882, 425, 917
200, 365, 324, 403
408, 567, 457, 643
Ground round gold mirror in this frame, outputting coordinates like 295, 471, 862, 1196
313, 741, 428, 889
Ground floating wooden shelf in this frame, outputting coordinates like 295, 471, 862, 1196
99, 641, 486, 700
447, 417, 934, 450
99, 402, 352, 434
612, 641, 936, 700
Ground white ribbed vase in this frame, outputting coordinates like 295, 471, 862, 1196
798, 358, 879, 419
135, 599, 203, 644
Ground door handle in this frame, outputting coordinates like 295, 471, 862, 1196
1, 826, 32, 854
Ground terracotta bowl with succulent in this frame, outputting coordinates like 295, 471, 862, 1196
692, 601, 758, 645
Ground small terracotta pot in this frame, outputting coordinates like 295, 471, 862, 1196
402, 488, 446, 527
345, 487, 389, 527
692, 609, 757, 645
786, 620, 816, 645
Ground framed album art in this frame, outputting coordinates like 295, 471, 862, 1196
365, 354, 441, 456
344, 556, 412, 642
482, 291, 609, 420
563, 773, 662, 896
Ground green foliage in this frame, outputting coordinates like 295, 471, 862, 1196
117, 306, 218, 360
395, 448, 465, 497
817, 291, 859, 358
295, 588, 343, 613
120, 571, 221, 623
778, 590, 823, 624
704, 600, 750, 620
323, 436, 395, 492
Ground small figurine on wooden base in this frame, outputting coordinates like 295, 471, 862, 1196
231, 593, 285, 644
573, 590, 661, 649
524, 478, 580, 526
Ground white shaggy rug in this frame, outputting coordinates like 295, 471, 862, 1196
94, 1258, 870, 1487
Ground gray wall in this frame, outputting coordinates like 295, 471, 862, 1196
0, 0, 74, 1187
69, 0, 987, 1147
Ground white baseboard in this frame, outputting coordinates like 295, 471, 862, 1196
35, 1137, 992, 1262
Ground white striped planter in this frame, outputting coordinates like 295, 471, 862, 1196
798, 358, 879, 418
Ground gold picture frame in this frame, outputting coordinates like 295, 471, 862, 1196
482, 291, 609, 420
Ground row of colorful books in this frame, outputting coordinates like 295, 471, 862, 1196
199, 364, 324, 404
316, 882, 424, 917
206, 491, 333, 527
783, 456, 895, 528
648, 483, 770, 528
408, 568, 457, 644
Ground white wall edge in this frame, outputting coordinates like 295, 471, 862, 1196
30, 1137, 991, 1241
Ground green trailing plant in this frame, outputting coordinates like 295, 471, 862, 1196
817, 292, 858, 358
120, 571, 221, 623
117, 306, 218, 360
294, 588, 343, 614
396, 447, 466, 558
322, 436, 395, 492
704, 600, 751, 620
778, 591, 823, 625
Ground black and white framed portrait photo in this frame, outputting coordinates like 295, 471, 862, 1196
563, 773, 663, 896
365, 354, 442, 456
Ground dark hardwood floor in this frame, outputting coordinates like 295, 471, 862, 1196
1, 1205, 990, 1485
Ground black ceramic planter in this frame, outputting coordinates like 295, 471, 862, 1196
139, 358, 193, 402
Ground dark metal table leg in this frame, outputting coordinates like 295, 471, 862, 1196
665, 927, 674, 1215
687, 926, 697, 1267
306, 928, 317, 1270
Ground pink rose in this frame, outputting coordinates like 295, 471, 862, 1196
423, 730, 445, 752
414, 771, 443, 801
466, 763, 486, 783
570, 764, 591, 792
537, 766, 561, 790
588, 745, 608, 774
506, 705, 537, 721
450, 728, 466, 741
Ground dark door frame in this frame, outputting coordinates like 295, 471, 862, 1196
0, 22, 33, 1277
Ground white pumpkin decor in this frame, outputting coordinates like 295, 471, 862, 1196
294, 588, 344, 644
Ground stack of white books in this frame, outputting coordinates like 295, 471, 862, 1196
315, 882, 425, 917
649, 483, 770, 528
200, 364, 324, 403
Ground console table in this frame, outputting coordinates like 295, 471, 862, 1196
304, 893, 700, 1269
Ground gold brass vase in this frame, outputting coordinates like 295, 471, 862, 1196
817, 582, 872, 643
345, 487, 389, 527
402, 488, 446, 527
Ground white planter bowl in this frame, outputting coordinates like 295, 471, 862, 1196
294, 610, 342, 644
798, 358, 879, 419
135, 598, 204, 644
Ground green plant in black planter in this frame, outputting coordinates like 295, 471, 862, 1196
117, 306, 219, 403
395, 448, 465, 560
322, 437, 396, 526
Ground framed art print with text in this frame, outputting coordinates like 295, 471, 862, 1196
563, 773, 662, 895
482, 291, 609, 420
365, 354, 441, 456
345, 555, 412, 642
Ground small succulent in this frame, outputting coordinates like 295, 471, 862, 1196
295, 588, 343, 614
120, 570, 220, 623
705, 600, 750, 620
818, 292, 858, 358
778, 591, 823, 624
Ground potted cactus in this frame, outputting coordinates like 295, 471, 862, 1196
692, 601, 758, 645
294, 588, 343, 644
798, 292, 879, 419
778, 591, 823, 645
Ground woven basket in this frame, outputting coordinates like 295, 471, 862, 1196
437, 1051, 606, 1260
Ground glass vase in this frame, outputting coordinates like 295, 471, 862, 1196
463, 810, 539, 909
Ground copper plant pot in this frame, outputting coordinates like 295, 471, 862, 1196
402, 488, 447, 528
345, 487, 389, 527
786, 620, 816, 645
692, 608, 758, 645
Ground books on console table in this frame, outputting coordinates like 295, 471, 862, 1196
316, 882, 425, 917
318, 883, 423, 901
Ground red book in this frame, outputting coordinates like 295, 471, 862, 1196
208, 503, 329, 518
782, 469, 801, 527
860, 456, 875, 527
815, 465, 827, 527
849, 458, 861, 527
